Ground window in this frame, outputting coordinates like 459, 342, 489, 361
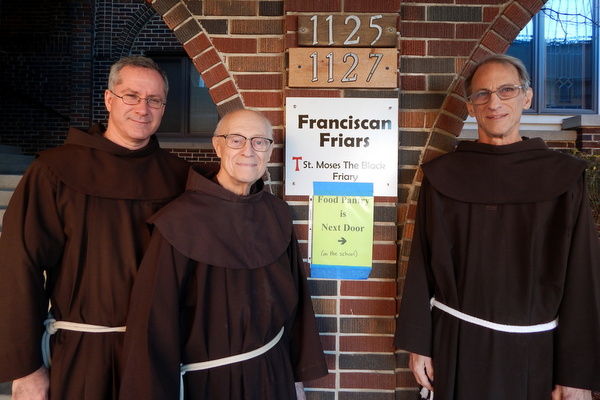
151, 54, 219, 138
506, 0, 598, 114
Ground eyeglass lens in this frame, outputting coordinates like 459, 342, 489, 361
112, 91, 164, 109
224, 134, 272, 151
470, 85, 522, 105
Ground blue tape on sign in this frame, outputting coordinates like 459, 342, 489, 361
313, 182, 373, 196
310, 265, 372, 280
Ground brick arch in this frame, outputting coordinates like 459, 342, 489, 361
114, 4, 157, 59
145, 0, 245, 117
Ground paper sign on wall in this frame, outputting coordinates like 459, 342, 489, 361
310, 182, 374, 280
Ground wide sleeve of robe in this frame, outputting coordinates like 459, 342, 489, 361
119, 231, 186, 400
554, 175, 600, 390
393, 177, 435, 357
0, 161, 64, 381
287, 234, 329, 382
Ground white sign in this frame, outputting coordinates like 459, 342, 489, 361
285, 97, 398, 197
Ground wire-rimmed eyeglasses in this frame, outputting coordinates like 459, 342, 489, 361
109, 90, 166, 109
215, 134, 274, 152
467, 84, 524, 105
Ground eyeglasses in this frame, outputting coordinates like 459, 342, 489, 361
215, 134, 274, 152
109, 90, 165, 109
467, 84, 524, 105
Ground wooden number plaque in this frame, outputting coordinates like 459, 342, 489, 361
288, 48, 397, 88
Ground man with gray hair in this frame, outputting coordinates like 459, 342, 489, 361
0, 56, 189, 399
395, 54, 600, 399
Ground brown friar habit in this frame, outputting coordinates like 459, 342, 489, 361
119, 165, 328, 400
395, 138, 600, 399
0, 124, 190, 399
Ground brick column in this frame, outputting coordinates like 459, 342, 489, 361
563, 115, 600, 155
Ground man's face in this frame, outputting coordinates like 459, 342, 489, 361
104, 65, 166, 150
466, 62, 533, 145
213, 110, 274, 196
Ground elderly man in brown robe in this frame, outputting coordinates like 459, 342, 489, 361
119, 109, 328, 400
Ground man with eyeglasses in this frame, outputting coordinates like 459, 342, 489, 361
119, 109, 328, 400
395, 54, 600, 399
0, 56, 189, 400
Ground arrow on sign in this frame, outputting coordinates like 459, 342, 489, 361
338, 237, 347, 245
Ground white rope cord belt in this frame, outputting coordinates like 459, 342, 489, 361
179, 327, 284, 400
430, 298, 558, 333
42, 316, 126, 368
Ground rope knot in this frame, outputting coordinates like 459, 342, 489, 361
44, 318, 58, 335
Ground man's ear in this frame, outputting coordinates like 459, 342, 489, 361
466, 100, 475, 117
523, 87, 533, 110
104, 89, 113, 112
212, 136, 222, 158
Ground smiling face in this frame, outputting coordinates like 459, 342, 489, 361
104, 65, 166, 150
212, 109, 274, 196
466, 61, 533, 145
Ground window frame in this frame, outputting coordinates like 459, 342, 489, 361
148, 52, 219, 140
507, 0, 599, 115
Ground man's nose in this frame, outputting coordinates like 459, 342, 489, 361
133, 99, 151, 112
240, 139, 256, 154
487, 91, 504, 108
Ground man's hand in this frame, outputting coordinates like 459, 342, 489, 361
552, 385, 591, 400
295, 382, 306, 400
12, 366, 49, 400
409, 352, 434, 392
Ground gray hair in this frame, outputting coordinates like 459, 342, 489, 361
464, 54, 531, 97
108, 56, 169, 96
